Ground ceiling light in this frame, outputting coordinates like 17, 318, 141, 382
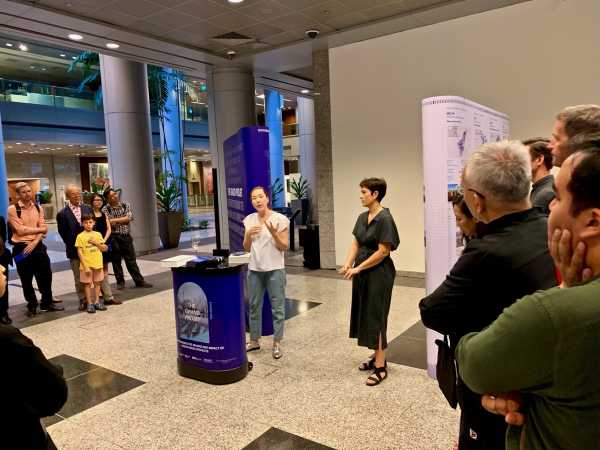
227, 0, 245, 3
71, 56, 77, 60
68, 144, 74, 147
30, 65, 35, 69
60, 54, 66, 57
301, 89, 310, 94
5, 43, 13, 47
68, 33, 83, 41
16, 142, 21, 145
18, 44, 28, 51
7, 146, 12, 149
106, 42, 120, 49
41, 67, 47, 71
256, 94, 265, 99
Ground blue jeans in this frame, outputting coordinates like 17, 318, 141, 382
248, 269, 286, 342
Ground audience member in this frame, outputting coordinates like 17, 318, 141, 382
91, 193, 121, 305
102, 189, 152, 289
457, 148, 600, 450
549, 104, 600, 167
451, 193, 484, 244
56, 184, 93, 311
419, 141, 557, 449
76, 214, 108, 314
8, 182, 63, 317
523, 137, 554, 215
0, 215, 12, 324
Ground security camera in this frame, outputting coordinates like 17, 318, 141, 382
305, 29, 320, 39
226, 50, 236, 60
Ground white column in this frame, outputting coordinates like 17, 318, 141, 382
297, 97, 317, 222
206, 66, 256, 249
99, 54, 160, 252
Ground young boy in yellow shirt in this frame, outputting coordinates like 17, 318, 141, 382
75, 214, 108, 314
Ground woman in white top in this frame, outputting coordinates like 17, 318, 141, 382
243, 186, 290, 359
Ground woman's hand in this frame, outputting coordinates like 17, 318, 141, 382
343, 267, 361, 280
246, 225, 262, 238
338, 264, 350, 276
265, 220, 279, 237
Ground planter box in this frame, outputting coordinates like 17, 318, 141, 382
157, 211, 184, 249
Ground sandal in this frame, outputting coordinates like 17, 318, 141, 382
366, 362, 388, 386
359, 357, 375, 371
246, 341, 261, 352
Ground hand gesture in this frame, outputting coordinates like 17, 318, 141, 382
481, 392, 525, 426
265, 220, 279, 237
338, 264, 350, 276
23, 241, 37, 255
247, 225, 262, 238
343, 267, 360, 280
549, 228, 593, 287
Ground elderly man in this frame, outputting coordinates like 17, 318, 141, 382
457, 148, 600, 450
419, 141, 557, 450
57, 185, 93, 311
102, 189, 152, 289
8, 182, 62, 317
549, 104, 600, 167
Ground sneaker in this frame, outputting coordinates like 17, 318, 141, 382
272, 344, 283, 360
87, 304, 96, 314
246, 341, 260, 353
94, 303, 107, 311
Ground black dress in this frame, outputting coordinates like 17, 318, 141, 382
93, 212, 112, 264
349, 208, 400, 350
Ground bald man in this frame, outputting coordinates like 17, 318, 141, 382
57, 185, 94, 311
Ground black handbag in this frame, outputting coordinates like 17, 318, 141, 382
435, 334, 458, 409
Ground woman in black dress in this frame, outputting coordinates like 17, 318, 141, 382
0, 215, 12, 324
339, 178, 400, 386
91, 194, 120, 305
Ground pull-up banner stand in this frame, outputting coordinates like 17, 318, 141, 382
421, 96, 509, 377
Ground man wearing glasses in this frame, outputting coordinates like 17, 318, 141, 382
419, 141, 557, 450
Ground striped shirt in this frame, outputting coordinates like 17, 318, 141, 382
102, 202, 133, 235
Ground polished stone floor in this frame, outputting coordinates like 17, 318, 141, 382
12, 249, 458, 450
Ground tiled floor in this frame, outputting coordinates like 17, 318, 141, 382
12, 250, 457, 450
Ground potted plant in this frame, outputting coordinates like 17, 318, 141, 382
156, 173, 184, 249
290, 176, 310, 225
38, 190, 54, 220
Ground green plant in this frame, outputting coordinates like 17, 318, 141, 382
271, 178, 284, 205
290, 176, 309, 200
199, 220, 209, 230
156, 174, 183, 213
38, 191, 53, 204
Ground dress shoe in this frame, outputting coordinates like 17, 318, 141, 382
135, 281, 153, 288
0, 314, 12, 325
104, 297, 122, 305
40, 304, 65, 312
116, 281, 126, 290
51, 299, 63, 304
26, 307, 37, 318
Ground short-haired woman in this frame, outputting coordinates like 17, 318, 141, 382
340, 177, 400, 386
243, 186, 289, 359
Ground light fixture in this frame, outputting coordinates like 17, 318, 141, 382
72, 56, 77, 60
5, 43, 13, 47
227, 0, 244, 3
29, 65, 35, 69
301, 89, 310, 94
68, 144, 74, 147
18, 44, 28, 51
106, 42, 120, 49
41, 67, 47, 71
256, 94, 265, 99
16, 142, 21, 145
68, 33, 83, 41
60, 53, 66, 57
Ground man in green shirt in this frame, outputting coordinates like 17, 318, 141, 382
456, 148, 600, 450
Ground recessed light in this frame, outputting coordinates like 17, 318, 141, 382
68, 33, 83, 41
18, 44, 28, 51
7, 146, 12, 149
5, 43, 13, 47
68, 144, 74, 147
60, 54, 66, 57
227, 0, 244, 3
30, 65, 35, 69
301, 89, 310, 94
16, 142, 21, 145
72, 56, 77, 60
41, 67, 47, 71
105, 42, 120, 49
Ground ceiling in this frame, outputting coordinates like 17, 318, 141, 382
24, 0, 454, 59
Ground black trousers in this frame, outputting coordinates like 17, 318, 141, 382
110, 233, 144, 285
0, 259, 8, 315
13, 242, 53, 309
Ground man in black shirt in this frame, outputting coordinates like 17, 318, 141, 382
523, 138, 554, 215
420, 141, 557, 450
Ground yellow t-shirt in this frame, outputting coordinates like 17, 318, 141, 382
75, 230, 104, 270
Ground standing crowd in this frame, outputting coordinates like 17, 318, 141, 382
0, 184, 152, 324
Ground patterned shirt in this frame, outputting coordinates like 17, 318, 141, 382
66, 200, 82, 225
102, 202, 133, 235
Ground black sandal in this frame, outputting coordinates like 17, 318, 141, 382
359, 357, 375, 371
366, 363, 388, 386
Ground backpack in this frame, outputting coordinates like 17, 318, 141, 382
8, 203, 40, 245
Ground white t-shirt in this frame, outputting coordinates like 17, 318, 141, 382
243, 211, 290, 272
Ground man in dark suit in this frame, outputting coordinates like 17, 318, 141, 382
57, 185, 92, 311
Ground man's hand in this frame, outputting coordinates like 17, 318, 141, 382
23, 240, 38, 255
481, 392, 525, 426
549, 228, 593, 287
265, 220, 279, 237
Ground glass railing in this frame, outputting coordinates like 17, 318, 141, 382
0, 78, 101, 111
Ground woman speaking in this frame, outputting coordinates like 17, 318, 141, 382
340, 178, 400, 386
